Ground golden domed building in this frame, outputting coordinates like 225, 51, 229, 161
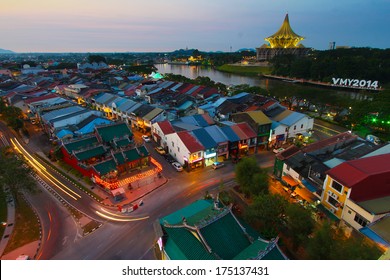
256, 14, 311, 61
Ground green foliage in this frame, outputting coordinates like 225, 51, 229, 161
0, 148, 37, 196
306, 221, 382, 260
271, 48, 390, 84
246, 193, 288, 239
285, 203, 315, 248
124, 64, 156, 75
235, 157, 269, 197
0, 105, 24, 130
87, 54, 107, 63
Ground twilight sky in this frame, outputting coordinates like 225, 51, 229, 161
1, 0, 389, 53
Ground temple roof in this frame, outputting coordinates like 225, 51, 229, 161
265, 14, 304, 48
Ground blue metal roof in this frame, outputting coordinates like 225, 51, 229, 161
204, 125, 228, 143
75, 117, 112, 135
220, 126, 240, 142
191, 128, 217, 149
279, 111, 305, 126
193, 115, 209, 127
177, 100, 193, 110
56, 129, 73, 139
360, 227, 390, 247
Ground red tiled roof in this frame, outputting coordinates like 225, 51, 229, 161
190, 86, 205, 97
302, 132, 357, 153
245, 105, 260, 112
201, 113, 215, 126
177, 131, 204, 153
236, 123, 257, 139
260, 100, 277, 110
24, 93, 58, 104
327, 154, 390, 202
230, 125, 247, 140
158, 120, 175, 135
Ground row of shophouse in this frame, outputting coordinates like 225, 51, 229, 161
274, 132, 390, 249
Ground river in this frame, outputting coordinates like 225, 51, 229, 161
155, 63, 266, 88
154, 64, 368, 100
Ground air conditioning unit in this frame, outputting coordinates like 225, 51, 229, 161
327, 190, 332, 195
331, 193, 338, 200
329, 208, 335, 213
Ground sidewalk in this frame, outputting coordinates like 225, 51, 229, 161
0, 186, 16, 258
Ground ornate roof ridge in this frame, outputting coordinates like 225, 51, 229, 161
265, 14, 304, 48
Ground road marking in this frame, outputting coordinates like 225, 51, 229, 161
314, 123, 344, 134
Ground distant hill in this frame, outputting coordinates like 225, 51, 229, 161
0, 48, 15, 54
237, 48, 256, 53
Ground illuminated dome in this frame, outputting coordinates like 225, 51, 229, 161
265, 14, 304, 48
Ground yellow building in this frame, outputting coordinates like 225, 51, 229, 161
320, 154, 390, 232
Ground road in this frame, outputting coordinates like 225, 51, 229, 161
312, 119, 348, 141
1, 121, 278, 260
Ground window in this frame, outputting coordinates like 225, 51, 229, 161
285, 127, 288, 132
354, 213, 368, 227
286, 165, 290, 171
177, 147, 180, 152
327, 196, 339, 208
301, 124, 303, 129
171, 141, 174, 147
272, 130, 275, 135
332, 180, 343, 193
293, 125, 296, 130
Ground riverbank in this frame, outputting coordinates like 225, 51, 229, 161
216, 64, 272, 76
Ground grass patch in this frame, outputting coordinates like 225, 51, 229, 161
3, 193, 40, 254
0, 187, 7, 238
82, 220, 101, 235
217, 64, 272, 76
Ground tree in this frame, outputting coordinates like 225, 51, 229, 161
305, 221, 335, 260
250, 171, 269, 196
235, 157, 260, 196
246, 193, 288, 239
0, 148, 37, 196
87, 54, 107, 64
305, 221, 382, 260
285, 203, 315, 248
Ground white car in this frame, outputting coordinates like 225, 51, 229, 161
142, 135, 151, 142
171, 162, 183, 172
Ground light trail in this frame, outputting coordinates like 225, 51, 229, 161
95, 211, 149, 222
11, 138, 81, 201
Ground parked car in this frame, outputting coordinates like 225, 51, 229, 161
273, 147, 285, 154
142, 135, 151, 142
154, 146, 166, 155
171, 162, 183, 172
164, 154, 175, 163
212, 162, 225, 169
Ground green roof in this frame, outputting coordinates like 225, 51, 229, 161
123, 148, 141, 162
74, 146, 106, 161
163, 227, 216, 260
200, 213, 251, 259
64, 136, 99, 153
233, 239, 268, 260
137, 146, 150, 157
115, 138, 131, 148
93, 159, 117, 175
160, 199, 287, 260
96, 122, 132, 143
114, 152, 126, 165
161, 200, 213, 225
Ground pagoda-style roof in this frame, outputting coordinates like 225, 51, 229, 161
265, 14, 304, 48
